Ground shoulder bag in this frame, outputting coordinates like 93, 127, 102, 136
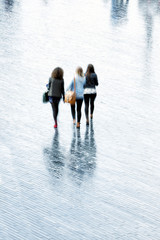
42, 91, 49, 103
42, 80, 51, 103
65, 78, 76, 105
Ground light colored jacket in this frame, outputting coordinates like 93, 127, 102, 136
67, 74, 85, 99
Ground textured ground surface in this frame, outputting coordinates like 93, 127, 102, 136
0, 0, 160, 239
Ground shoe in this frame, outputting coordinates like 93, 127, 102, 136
54, 121, 57, 128
76, 122, 80, 128
90, 114, 93, 119
86, 119, 89, 125
73, 119, 76, 124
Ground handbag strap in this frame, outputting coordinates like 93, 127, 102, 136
74, 77, 76, 93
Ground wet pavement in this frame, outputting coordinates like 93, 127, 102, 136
1, 0, 160, 239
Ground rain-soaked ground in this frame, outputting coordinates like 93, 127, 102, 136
1, 0, 160, 239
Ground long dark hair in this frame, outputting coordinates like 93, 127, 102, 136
86, 64, 95, 84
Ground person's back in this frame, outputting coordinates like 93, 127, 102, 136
48, 77, 64, 98
84, 73, 98, 89
75, 74, 85, 99
84, 64, 99, 125
67, 67, 85, 128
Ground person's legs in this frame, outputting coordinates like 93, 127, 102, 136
51, 102, 58, 125
76, 99, 83, 124
51, 98, 60, 128
70, 104, 76, 123
90, 93, 97, 118
84, 94, 90, 123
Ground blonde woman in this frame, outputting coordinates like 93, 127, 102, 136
67, 67, 85, 128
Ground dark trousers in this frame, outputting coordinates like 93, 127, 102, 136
84, 93, 97, 119
50, 99, 60, 123
71, 99, 83, 122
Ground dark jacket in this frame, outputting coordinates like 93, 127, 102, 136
48, 77, 65, 99
84, 73, 98, 89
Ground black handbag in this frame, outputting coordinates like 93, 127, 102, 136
42, 91, 49, 103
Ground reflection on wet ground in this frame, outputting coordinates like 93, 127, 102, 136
1, 0, 160, 239
44, 123, 96, 185
4, 0, 14, 11
111, 0, 130, 24
44, 130, 65, 179
138, 0, 160, 85
68, 123, 96, 184
139, 0, 160, 47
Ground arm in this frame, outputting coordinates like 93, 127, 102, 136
83, 77, 86, 88
61, 80, 65, 101
46, 78, 51, 90
66, 79, 74, 91
95, 74, 98, 86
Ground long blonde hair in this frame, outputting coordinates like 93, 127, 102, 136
76, 66, 84, 77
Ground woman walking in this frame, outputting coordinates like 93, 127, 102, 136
84, 64, 98, 125
67, 67, 85, 128
47, 67, 65, 128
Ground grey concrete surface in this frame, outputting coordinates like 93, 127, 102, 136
0, 0, 160, 239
